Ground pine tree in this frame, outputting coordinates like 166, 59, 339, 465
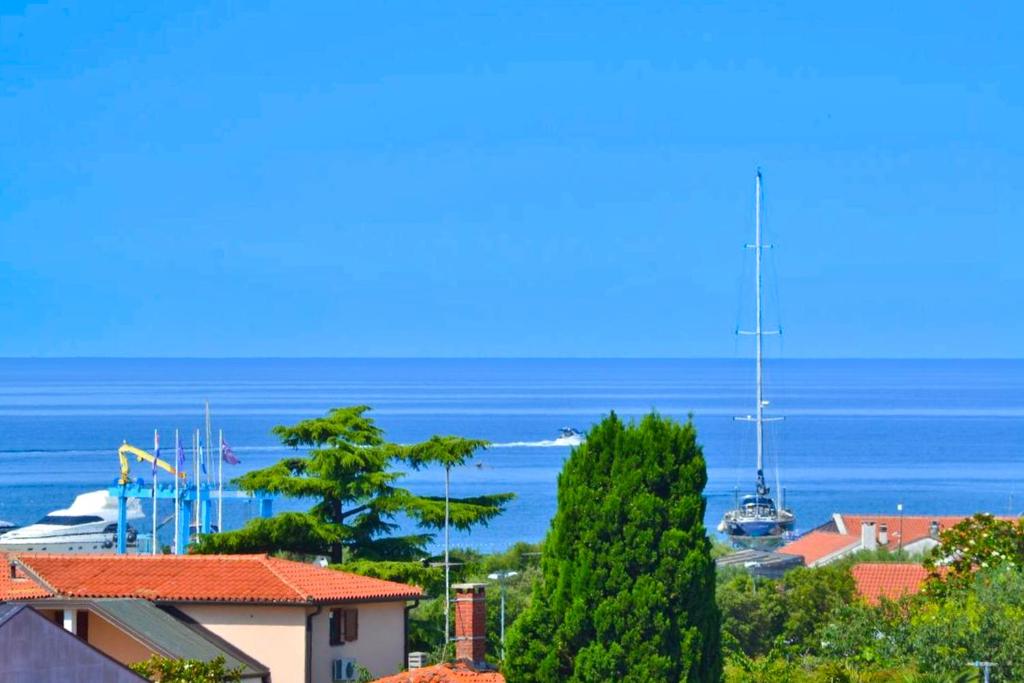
504, 412, 721, 682
194, 406, 513, 563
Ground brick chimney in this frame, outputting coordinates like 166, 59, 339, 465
452, 582, 487, 666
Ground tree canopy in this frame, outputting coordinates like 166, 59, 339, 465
193, 406, 514, 563
504, 411, 721, 682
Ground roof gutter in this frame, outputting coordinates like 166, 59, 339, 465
305, 604, 323, 683
404, 598, 420, 666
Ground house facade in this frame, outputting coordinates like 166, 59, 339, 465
0, 603, 147, 683
1, 553, 422, 683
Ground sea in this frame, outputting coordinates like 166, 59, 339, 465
0, 358, 1021, 554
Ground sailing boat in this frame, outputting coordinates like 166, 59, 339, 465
718, 170, 795, 542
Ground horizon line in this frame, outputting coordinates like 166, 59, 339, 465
0, 356, 1022, 362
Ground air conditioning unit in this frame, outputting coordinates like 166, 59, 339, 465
332, 657, 358, 682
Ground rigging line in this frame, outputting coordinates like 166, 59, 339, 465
732, 236, 752, 359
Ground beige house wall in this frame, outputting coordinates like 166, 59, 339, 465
87, 613, 158, 665
179, 604, 306, 683
309, 602, 407, 682
32, 608, 157, 667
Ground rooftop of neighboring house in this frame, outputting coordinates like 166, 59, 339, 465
0, 603, 148, 682
776, 531, 860, 566
851, 562, 931, 604
779, 513, 993, 566
372, 661, 506, 683
1, 553, 423, 605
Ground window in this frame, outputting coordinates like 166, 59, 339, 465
329, 608, 358, 646
76, 611, 89, 641
35, 515, 105, 525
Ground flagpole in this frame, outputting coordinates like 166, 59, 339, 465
174, 428, 180, 555
205, 401, 212, 488
152, 429, 159, 555
194, 428, 201, 540
218, 428, 224, 532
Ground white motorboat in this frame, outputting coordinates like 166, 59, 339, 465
0, 490, 143, 553
553, 427, 584, 447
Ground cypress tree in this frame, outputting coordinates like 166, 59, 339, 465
504, 411, 721, 682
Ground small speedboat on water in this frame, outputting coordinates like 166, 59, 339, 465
0, 490, 142, 553
553, 427, 584, 446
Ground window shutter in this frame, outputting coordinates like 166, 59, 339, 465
344, 608, 359, 642
329, 608, 343, 645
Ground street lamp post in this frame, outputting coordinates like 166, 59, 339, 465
897, 502, 904, 552
969, 661, 997, 683
487, 570, 519, 660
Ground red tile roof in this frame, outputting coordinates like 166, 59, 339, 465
851, 563, 929, 604
2, 554, 422, 605
0, 561, 51, 600
779, 531, 859, 566
839, 515, 968, 548
373, 662, 505, 683
780, 514, 1003, 567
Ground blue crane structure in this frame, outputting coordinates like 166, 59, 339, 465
109, 442, 273, 555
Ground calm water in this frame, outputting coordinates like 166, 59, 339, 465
0, 358, 1021, 553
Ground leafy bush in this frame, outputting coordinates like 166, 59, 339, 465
130, 655, 243, 682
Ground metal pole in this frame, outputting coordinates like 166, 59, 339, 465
218, 428, 224, 532
174, 429, 180, 554
754, 170, 764, 493
444, 464, 451, 656
117, 487, 127, 555
205, 401, 212, 487
487, 570, 518, 660
194, 428, 201, 540
500, 579, 506, 659
897, 502, 904, 552
152, 429, 159, 554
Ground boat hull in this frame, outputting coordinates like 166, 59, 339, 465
0, 536, 135, 553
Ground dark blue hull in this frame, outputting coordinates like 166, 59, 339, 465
725, 518, 795, 538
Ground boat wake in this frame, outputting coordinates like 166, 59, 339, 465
491, 436, 583, 448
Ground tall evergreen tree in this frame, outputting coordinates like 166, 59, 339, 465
194, 406, 513, 563
504, 412, 721, 682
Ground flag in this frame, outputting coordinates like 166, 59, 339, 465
153, 432, 160, 476
176, 439, 186, 473
221, 436, 241, 465
200, 442, 207, 475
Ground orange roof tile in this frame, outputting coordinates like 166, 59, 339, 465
0, 557, 51, 600
839, 515, 972, 547
851, 563, 929, 604
2, 553, 422, 605
373, 662, 505, 683
779, 531, 859, 565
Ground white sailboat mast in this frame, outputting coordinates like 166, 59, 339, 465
754, 171, 765, 492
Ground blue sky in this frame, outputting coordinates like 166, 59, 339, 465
1, 2, 1021, 357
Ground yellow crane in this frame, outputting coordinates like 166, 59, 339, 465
118, 442, 187, 485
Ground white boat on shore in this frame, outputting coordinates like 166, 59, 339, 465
0, 490, 143, 553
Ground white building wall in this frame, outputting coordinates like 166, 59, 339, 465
309, 602, 407, 682
179, 604, 306, 683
